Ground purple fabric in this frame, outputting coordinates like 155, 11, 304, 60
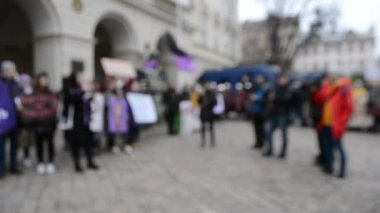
0, 80, 17, 134
175, 56, 196, 72
144, 59, 159, 69
107, 96, 129, 133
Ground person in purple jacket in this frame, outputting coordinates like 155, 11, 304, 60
0, 61, 22, 178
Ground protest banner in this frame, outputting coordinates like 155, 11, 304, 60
107, 96, 129, 133
19, 94, 58, 124
101, 57, 136, 78
126, 93, 158, 124
180, 101, 201, 134
0, 80, 17, 134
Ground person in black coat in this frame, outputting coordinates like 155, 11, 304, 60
264, 74, 293, 158
199, 84, 217, 148
64, 71, 99, 173
163, 84, 180, 135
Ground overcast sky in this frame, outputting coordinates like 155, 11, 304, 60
238, 0, 380, 56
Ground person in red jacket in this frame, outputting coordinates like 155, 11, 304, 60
314, 76, 353, 178
309, 77, 327, 167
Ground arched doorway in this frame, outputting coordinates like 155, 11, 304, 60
0, 0, 33, 74
94, 15, 135, 82
94, 23, 113, 82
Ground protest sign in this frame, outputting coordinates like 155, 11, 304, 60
180, 101, 201, 134
213, 93, 225, 115
126, 93, 158, 124
0, 80, 17, 134
19, 94, 58, 124
101, 57, 136, 78
90, 93, 105, 133
107, 96, 129, 133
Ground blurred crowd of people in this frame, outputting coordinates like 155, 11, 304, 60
240, 72, 353, 178
0, 60, 144, 178
0, 58, 355, 180
167, 71, 354, 179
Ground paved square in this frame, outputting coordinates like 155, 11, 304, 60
0, 121, 379, 213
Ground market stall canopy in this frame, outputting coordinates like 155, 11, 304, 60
101, 57, 136, 79
199, 65, 278, 86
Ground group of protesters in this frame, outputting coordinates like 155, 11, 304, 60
162, 83, 218, 148
0, 58, 354, 180
0, 60, 145, 178
248, 72, 353, 178
0, 61, 58, 177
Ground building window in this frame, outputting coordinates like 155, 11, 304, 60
313, 45, 318, 54
324, 62, 329, 71
214, 37, 218, 51
347, 41, 353, 53
304, 48, 308, 55
360, 41, 366, 52
336, 42, 341, 53
337, 60, 342, 69
360, 60, 365, 71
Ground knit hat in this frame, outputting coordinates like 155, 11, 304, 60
18, 73, 33, 85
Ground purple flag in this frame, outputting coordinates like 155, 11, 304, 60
144, 59, 159, 69
107, 96, 129, 133
0, 80, 17, 134
175, 55, 196, 72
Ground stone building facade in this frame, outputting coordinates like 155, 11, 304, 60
293, 30, 376, 75
0, 0, 240, 90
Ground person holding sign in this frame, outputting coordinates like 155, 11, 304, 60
105, 78, 130, 153
29, 73, 58, 175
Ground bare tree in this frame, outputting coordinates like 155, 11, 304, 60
258, 0, 334, 72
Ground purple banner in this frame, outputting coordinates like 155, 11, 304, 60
107, 96, 129, 133
0, 80, 17, 134
144, 59, 159, 69
175, 55, 196, 72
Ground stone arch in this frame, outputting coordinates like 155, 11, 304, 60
13, 0, 60, 37
93, 12, 138, 81
94, 12, 137, 55
0, 0, 60, 76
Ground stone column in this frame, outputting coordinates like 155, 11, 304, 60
34, 35, 63, 91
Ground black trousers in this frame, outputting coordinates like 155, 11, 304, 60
315, 130, 324, 165
70, 129, 94, 167
166, 113, 177, 135
107, 133, 129, 150
35, 132, 55, 163
201, 119, 215, 147
107, 133, 116, 150
253, 115, 265, 147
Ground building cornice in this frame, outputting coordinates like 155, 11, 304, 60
116, 0, 176, 26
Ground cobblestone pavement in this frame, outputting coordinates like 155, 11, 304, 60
0, 121, 380, 213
